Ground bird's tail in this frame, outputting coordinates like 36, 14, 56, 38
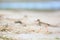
48, 24, 60, 27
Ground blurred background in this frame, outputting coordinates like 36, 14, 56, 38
0, 0, 60, 11
0, 0, 59, 2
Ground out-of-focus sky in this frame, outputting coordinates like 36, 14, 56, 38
0, 0, 59, 2
0, 1, 60, 10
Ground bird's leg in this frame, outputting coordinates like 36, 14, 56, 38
45, 25, 49, 33
36, 19, 41, 33
34, 19, 43, 33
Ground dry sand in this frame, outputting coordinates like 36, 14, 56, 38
0, 10, 60, 40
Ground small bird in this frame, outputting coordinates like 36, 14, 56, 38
36, 19, 58, 33
36, 19, 58, 27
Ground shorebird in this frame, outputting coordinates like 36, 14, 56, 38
35, 19, 58, 33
